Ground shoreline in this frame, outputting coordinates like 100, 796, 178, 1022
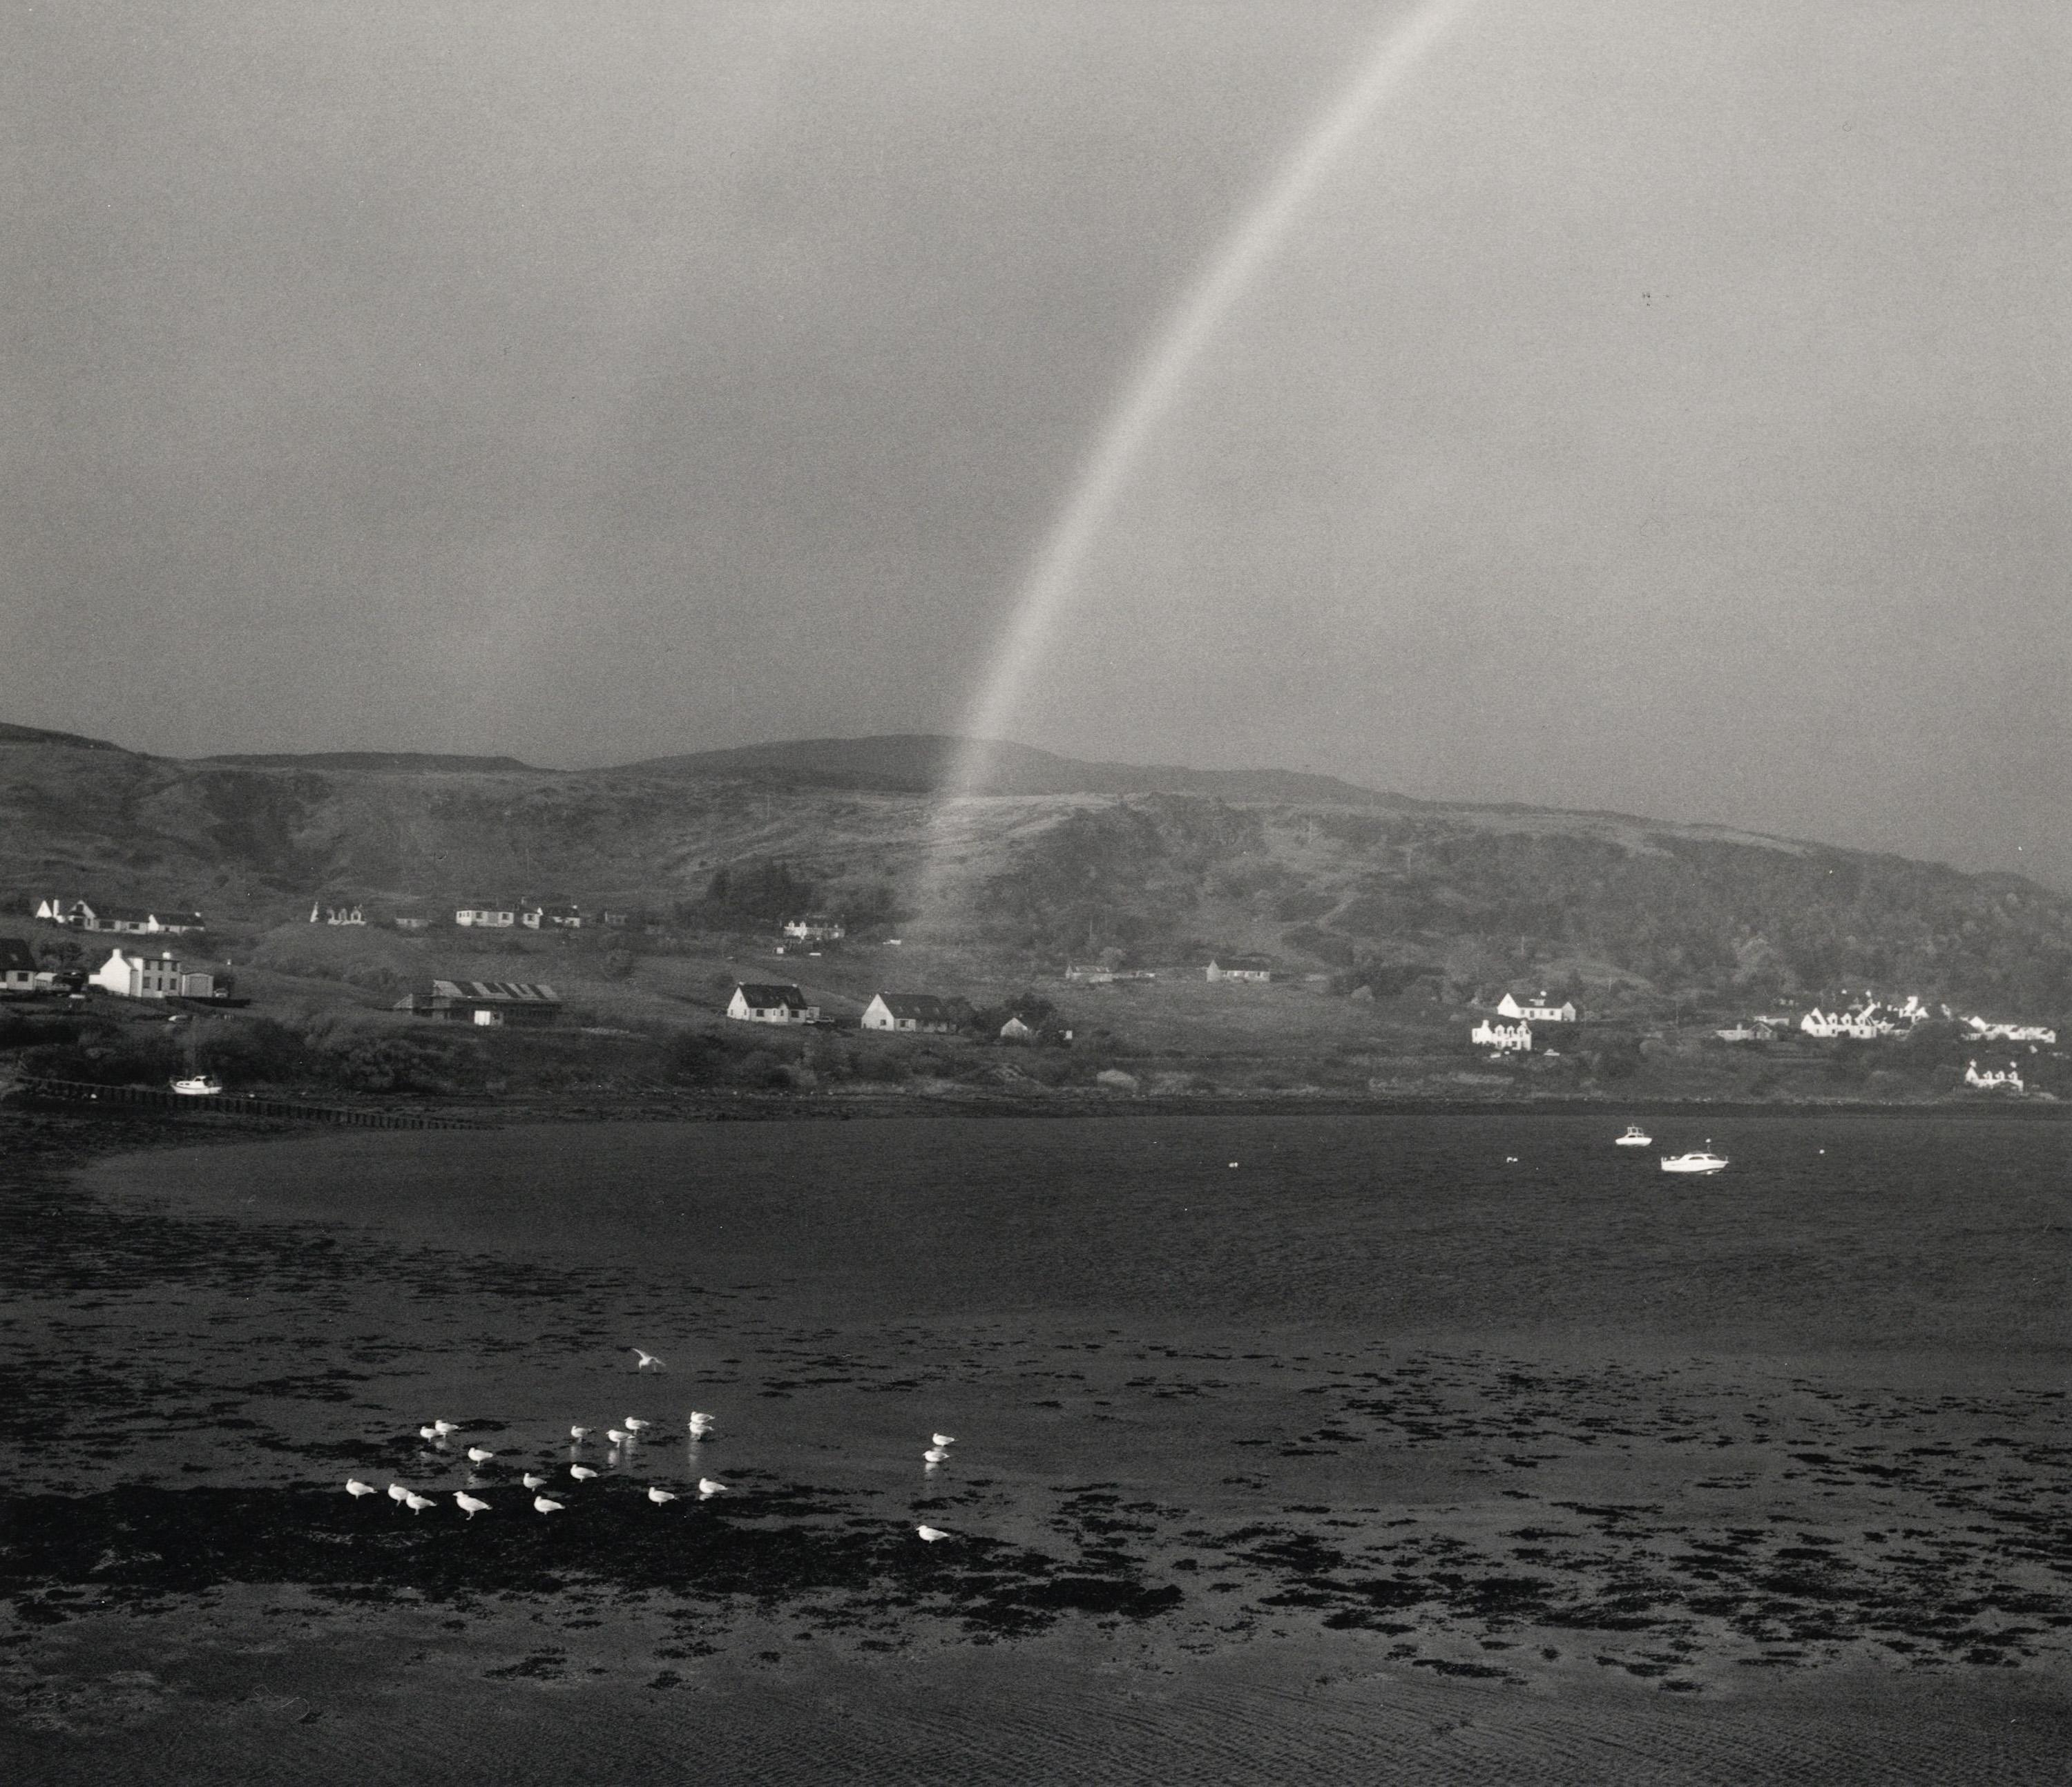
8, 1082, 2066, 1139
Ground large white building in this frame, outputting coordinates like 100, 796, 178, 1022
1966, 1015, 2057, 1044
88, 948, 214, 1001
1496, 990, 1577, 1023
455, 905, 515, 929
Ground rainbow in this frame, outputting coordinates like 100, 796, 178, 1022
943, 0, 1475, 812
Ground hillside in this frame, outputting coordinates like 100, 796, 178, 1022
3, 726, 2070, 1014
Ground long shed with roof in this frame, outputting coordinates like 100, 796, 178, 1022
395, 979, 563, 1026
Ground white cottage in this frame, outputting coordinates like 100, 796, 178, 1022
727, 982, 818, 1024
861, 992, 962, 1033
1470, 1016, 1533, 1053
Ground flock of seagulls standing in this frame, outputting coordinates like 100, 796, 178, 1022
343, 1347, 956, 1543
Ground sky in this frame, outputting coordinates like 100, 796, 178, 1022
6, 2, 2067, 885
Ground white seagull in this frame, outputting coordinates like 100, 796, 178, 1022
647, 1486, 678, 1505
454, 1492, 490, 1519
570, 1425, 591, 1443
606, 1428, 630, 1446
687, 1412, 715, 1438
916, 1525, 950, 1543
386, 1482, 412, 1503
418, 1424, 441, 1443
466, 1447, 496, 1465
930, 1433, 955, 1449
923, 1448, 950, 1465
403, 1492, 437, 1515
570, 1465, 598, 1481
522, 1471, 547, 1490
533, 1496, 564, 1515
624, 1417, 651, 1433
697, 1478, 727, 1497
345, 1479, 376, 1498
633, 1349, 664, 1371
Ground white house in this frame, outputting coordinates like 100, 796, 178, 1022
88, 948, 214, 1001
521, 904, 583, 929
782, 916, 845, 943
1470, 1016, 1533, 1052
1966, 1015, 2057, 1044
1496, 990, 1577, 1023
310, 900, 365, 926
727, 982, 818, 1024
1205, 956, 1274, 983
861, 992, 962, 1033
1964, 1059, 2024, 1092
456, 905, 516, 929
1800, 1001, 1892, 1039
44, 899, 204, 935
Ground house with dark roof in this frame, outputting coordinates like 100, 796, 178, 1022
1205, 955, 1274, 983
861, 992, 964, 1034
41, 898, 203, 935
394, 979, 563, 1026
726, 982, 818, 1024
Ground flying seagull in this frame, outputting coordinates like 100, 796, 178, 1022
632, 1349, 664, 1371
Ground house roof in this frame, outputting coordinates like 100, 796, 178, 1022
427, 979, 562, 1005
151, 911, 204, 926
734, 982, 810, 1007
872, 992, 962, 1021
0, 937, 35, 973
1212, 954, 1274, 970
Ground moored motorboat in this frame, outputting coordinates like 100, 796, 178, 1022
170, 1074, 223, 1097
1615, 1124, 1652, 1147
1660, 1143, 1727, 1175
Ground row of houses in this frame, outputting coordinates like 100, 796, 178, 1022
35, 898, 204, 935
726, 983, 1064, 1042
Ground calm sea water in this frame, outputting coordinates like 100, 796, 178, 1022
5, 1111, 2068, 1782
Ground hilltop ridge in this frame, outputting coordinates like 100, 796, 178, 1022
3, 722, 2068, 1016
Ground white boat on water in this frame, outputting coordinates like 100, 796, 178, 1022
1660, 1143, 1727, 1175
1615, 1125, 1652, 1147
170, 1074, 223, 1097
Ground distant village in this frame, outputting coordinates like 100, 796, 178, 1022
6, 889, 2061, 1100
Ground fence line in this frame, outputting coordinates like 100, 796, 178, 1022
14, 1076, 482, 1130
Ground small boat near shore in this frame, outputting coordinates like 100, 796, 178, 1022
1615, 1125, 1652, 1147
1660, 1143, 1727, 1176
170, 1074, 224, 1097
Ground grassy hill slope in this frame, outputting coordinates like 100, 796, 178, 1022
3, 728, 2069, 1016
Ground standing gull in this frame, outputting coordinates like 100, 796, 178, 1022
697, 1478, 727, 1498
916, 1525, 950, 1543
570, 1465, 599, 1481
345, 1479, 376, 1498
534, 1496, 564, 1515
466, 1447, 496, 1466
647, 1486, 678, 1505
454, 1492, 490, 1519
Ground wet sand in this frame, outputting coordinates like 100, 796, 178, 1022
2, 1111, 2067, 1781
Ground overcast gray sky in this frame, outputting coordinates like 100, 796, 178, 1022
6, 3, 2066, 884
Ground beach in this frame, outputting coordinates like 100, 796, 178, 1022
3, 1108, 2067, 1781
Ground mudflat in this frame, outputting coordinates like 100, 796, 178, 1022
2, 1110, 2066, 1782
